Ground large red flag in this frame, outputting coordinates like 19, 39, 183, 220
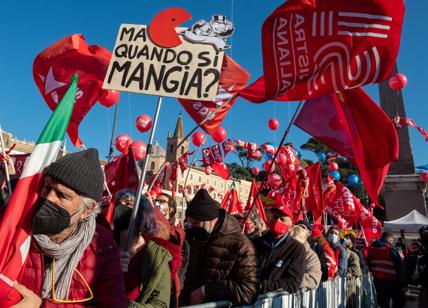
323, 182, 363, 230
104, 151, 139, 223
211, 162, 230, 180
178, 55, 250, 135
295, 87, 398, 204
33, 34, 119, 147
304, 162, 324, 217
221, 188, 242, 215
240, 0, 405, 103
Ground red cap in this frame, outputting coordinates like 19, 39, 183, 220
271, 204, 294, 221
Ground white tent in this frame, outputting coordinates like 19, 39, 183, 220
384, 210, 428, 232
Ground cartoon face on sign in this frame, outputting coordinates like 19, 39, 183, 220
183, 15, 234, 51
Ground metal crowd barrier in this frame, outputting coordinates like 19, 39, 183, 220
182, 273, 377, 308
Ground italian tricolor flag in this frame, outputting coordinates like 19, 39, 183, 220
0, 75, 77, 306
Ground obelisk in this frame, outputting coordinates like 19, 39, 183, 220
378, 64, 427, 219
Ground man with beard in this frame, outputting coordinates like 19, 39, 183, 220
14, 149, 126, 307
180, 189, 259, 306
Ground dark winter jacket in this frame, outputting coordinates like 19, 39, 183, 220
180, 210, 259, 306
253, 232, 306, 294
20, 224, 127, 308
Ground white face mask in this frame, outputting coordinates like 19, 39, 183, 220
329, 234, 339, 244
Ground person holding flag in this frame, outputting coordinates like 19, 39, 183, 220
0, 76, 126, 307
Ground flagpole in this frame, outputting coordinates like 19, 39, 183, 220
146, 95, 236, 193
125, 96, 163, 251
180, 142, 204, 220
0, 126, 12, 195
242, 101, 304, 227
107, 102, 119, 162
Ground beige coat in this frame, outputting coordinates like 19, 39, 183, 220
301, 241, 322, 289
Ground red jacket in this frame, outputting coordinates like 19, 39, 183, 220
368, 239, 399, 281
19, 224, 127, 308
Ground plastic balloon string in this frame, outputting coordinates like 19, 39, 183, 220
127, 93, 132, 138
242, 100, 304, 229
107, 102, 119, 162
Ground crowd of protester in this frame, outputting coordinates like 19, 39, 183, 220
0, 148, 427, 308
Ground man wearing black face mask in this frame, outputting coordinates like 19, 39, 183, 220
15, 148, 127, 307
179, 189, 259, 307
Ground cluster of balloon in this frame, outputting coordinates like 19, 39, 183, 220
318, 153, 327, 161
388, 73, 408, 91
268, 173, 282, 188
252, 167, 260, 175
192, 131, 206, 147
268, 118, 280, 131
136, 114, 153, 133
328, 162, 339, 171
99, 90, 120, 107
115, 134, 132, 154
212, 127, 227, 143
205, 166, 213, 175
420, 172, 428, 183
347, 174, 361, 186
131, 141, 147, 161
263, 160, 275, 173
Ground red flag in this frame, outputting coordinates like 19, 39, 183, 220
394, 116, 428, 142
304, 162, 324, 216
211, 144, 223, 163
246, 179, 268, 224
234, 139, 248, 148
247, 143, 259, 160
169, 162, 179, 183
33, 34, 118, 147
178, 150, 194, 173
323, 182, 363, 230
104, 151, 139, 223
9, 154, 30, 178
358, 203, 382, 244
240, 0, 405, 103
201, 148, 215, 167
261, 143, 278, 156
295, 87, 398, 204
178, 55, 250, 135
211, 162, 230, 180
280, 145, 299, 165
221, 188, 242, 215
221, 139, 236, 157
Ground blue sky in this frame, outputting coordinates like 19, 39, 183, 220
1, 0, 427, 167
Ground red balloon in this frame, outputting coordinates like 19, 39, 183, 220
268, 118, 280, 131
420, 172, 428, 183
212, 127, 227, 143
136, 114, 153, 133
388, 73, 408, 90
131, 141, 147, 161
205, 166, 212, 175
192, 132, 206, 147
268, 173, 282, 188
252, 167, 260, 175
115, 134, 132, 153
99, 90, 120, 107
275, 152, 288, 165
328, 162, 339, 171
263, 160, 275, 173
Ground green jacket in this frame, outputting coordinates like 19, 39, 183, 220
129, 240, 172, 308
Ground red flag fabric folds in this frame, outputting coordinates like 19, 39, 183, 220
178, 55, 250, 135
246, 179, 268, 224
240, 0, 405, 103
358, 203, 382, 244
304, 162, 324, 216
221, 139, 236, 157
295, 87, 398, 204
33, 34, 117, 147
221, 188, 242, 215
211, 162, 230, 180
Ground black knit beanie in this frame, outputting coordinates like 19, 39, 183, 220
186, 189, 220, 221
45, 148, 104, 202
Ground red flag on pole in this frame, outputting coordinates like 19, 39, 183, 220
358, 203, 382, 244
221, 188, 242, 215
295, 87, 398, 204
246, 179, 268, 224
178, 55, 250, 135
221, 139, 236, 157
304, 162, 324, 217
240, 0, 405, 103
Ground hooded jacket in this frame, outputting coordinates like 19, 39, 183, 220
180, 210, 259, 306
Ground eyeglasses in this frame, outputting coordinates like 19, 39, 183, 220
50, 258, 94, 303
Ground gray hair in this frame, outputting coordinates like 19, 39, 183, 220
79, 196, 100, 219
